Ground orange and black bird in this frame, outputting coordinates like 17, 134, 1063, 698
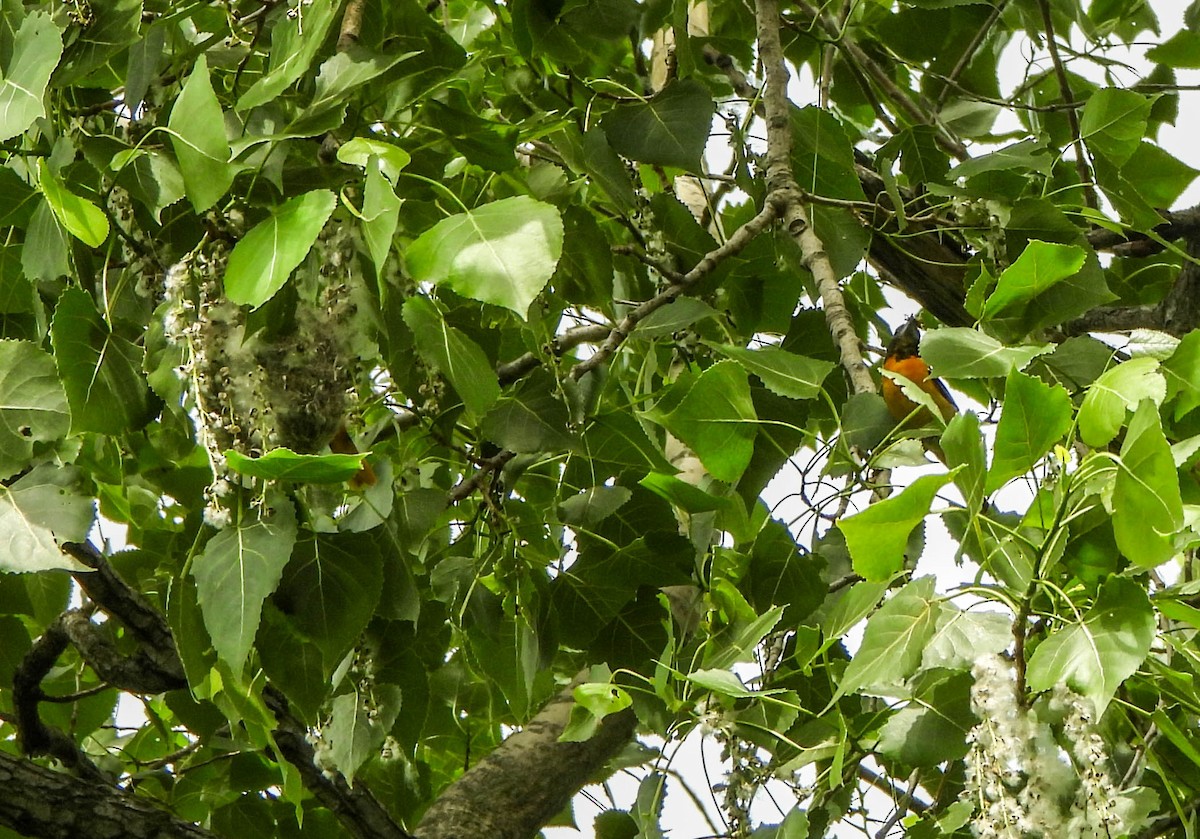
882, 318, 957, 459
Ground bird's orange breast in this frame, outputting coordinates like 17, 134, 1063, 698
882, 356, 955, 427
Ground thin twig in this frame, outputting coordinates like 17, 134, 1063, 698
935, 1, 1009, 109
1036, 0, 1098, 210
795, 0, 968, 160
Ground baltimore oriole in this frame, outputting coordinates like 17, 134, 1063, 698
882, 318, 957, 459
330, 423, 377, 489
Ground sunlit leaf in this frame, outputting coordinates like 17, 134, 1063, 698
36, 161, 107, 247
1080, 88, 1152, 166
1026, 576, 1154, 713
1114, 400, 1182, 568
1078, 357, 1165, 447
983, 240, 1087, 318
0, 11, 62, 142
986, 370, 1073, 493
236, 0, 339, 110
919, 328, 1052, 378
838, 577, 939, 697
709, 344, 834, 400
645, 362, 757, 484
0, 341, 70, 480
406, 196, 563, 318
224, 448, 366, 484
0, 465, 94, 573
167, 55, 234, 212
840, 473, 955, 581
224, 190, 338, 308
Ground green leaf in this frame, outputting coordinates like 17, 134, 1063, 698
876, 671, 975, 766
647, 362, 757, 484
638, 472, 730, 513
50, 288, 149, 434
36, 161, 107, 248
840, 473, 955, 581
405, 195, 564, 318
425, 91, 519, 172
922, 608, 1012, 670
237, 0, 340, 110
584, 412, 675, 474
941, 411, 987, 514
558, 486, 632, 527
703, 604, 786, 670
480, 373, 573, 453
224, 190, 338, 308
554, 533, 692, 648
1114, 400, 1183, 568
949, 140, 1054, 180
256, 606, 328, 723
838, 577, 939, 697
790, 106, 867, 200
983, 240, 1087, 319
560, 682, 633, 742
1164, 329, 1200, 419
598, 80, 714, 172
0, 11, 62, 142
986, 370, 1073, 494
1078, 357, 1165, 447
634, 298, 717, 338
402, 296, 500, 417
878, 125, 951, 185
167, 55, 234, 212
0, 465, 94, 573
113, 148, 185, 221
191, 499, 298, 673
274, 531, 383, 665
360, 163, 401, 278
224, 448, 366, 484
687, 668, 781, 699
472, 613, 546, 721
1080, 88, 1152, 166
708, 344, 834, 400
1147, 29, 1200, 68
919, 328, 1053, 378
326, 685, 401, 785
1119, 141, 1199, 209
306, 48, 420, 120
0, 340, 71, 480
336, 138, 411, 182
577, 127, 637, 211
1026, 576, 1154, 713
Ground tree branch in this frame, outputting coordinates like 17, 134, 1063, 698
11, 610, 108, 783
337, 0, 366, 52
264, 687, 415, 839
50, 543, 412, 839
413, 675, 638, 839
757, 0, 874, 399
0, 750, 216, 839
